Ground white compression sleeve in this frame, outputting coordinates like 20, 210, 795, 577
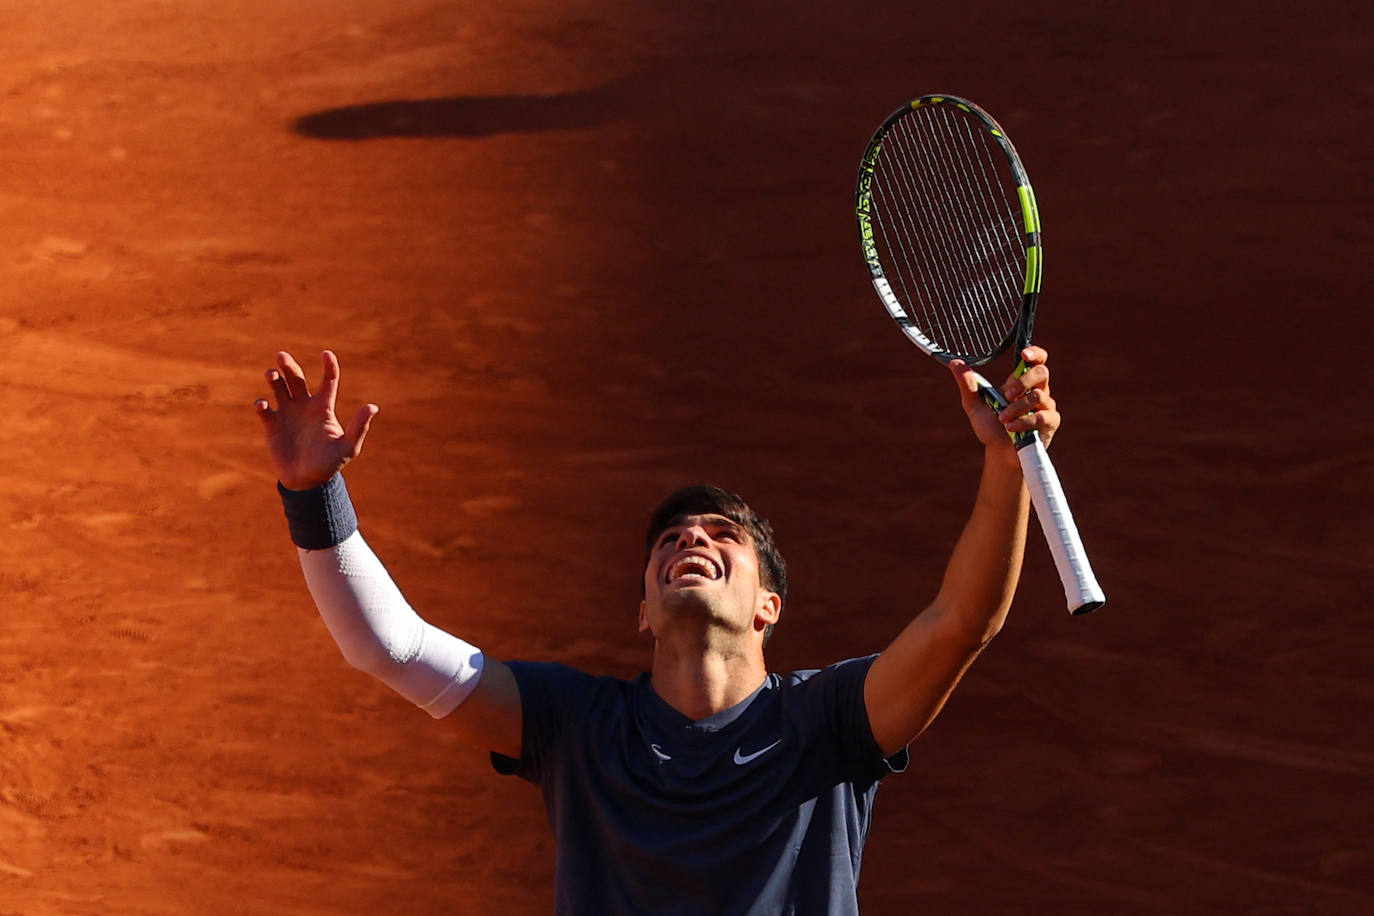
297, 531, 483, 718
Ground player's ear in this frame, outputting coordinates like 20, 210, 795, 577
638, 600, 649, 634
756, 591, 781, 627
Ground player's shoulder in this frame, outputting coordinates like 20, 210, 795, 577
505, 659, 634, 685
504, 659, 638, 707
782, 654, 880, 688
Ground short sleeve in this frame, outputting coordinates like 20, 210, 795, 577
792, 655, 909, 780
489, 661, 598, 785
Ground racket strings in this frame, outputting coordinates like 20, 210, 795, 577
947, 110, 1026, 326
911, 105, 1023, 351
883, 121, 985, 352
903, 110, 1006, 355
868, 104, 1027, 361
873, 142, 965, 348
874, 130, 995, 356
873, 117, 975, 350
905, 106, 1021, 352
957, 113, 1027, 301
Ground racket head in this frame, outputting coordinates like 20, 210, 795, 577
856, 95, 1042, 367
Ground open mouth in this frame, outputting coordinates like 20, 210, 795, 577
665, 555, 722, 584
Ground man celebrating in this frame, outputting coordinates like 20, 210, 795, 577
255, 345, 1060, 913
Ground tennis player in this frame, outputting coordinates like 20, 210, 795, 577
255, 345, 1059, 913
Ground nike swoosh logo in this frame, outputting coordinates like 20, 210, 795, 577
650, 743, 673, 762
733, 739, 782, 765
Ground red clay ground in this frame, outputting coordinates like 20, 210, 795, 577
1, 1, 1371, 913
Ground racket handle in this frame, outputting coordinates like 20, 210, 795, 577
1016, 436, 1106, 614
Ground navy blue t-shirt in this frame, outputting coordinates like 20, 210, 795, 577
492, 655, 909, 914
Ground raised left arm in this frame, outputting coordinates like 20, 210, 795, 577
864, 348, 1058, 756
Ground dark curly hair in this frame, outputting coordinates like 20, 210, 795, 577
643, 485, 787, 645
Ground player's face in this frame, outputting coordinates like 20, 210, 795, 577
639, 514, 780, 641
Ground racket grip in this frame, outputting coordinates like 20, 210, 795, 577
1016, 436, 1106, 614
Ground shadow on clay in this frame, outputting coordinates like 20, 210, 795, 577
291, 74, 654, 140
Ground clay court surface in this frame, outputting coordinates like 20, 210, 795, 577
1, 1, 1370, 912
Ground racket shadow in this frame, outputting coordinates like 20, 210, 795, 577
291, 74, 653, 140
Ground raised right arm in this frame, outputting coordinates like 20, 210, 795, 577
256, 350, 522, 759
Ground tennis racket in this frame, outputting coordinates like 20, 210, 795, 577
855, 94, 1105, 615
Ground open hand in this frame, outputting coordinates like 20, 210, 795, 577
254, 350, 378, 491
949, 346, 1060, 459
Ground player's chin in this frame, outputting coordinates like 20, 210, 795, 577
659, 586, 727, 617
661, 584, 710, 606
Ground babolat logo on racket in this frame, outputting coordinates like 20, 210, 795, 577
858, 216, 879, 270
856, 156, 879, 270
856, 170, 874, 216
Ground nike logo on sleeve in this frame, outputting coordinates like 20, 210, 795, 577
733, 739, 782, 765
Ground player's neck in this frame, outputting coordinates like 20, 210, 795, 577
649, 641, 767, 722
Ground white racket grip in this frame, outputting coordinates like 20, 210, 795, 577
1017, 436, 1106, 614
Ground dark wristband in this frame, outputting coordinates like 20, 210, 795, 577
278, 475, 359, 549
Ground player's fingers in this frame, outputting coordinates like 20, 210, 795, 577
1006, 362, 1050, 400
265, 368, 291, 405
1001, 389, 1056, 425
344, 403, 379, 457
276, 351, 310, 399
1000, 387, 1049, 414
254, 398, 276, 428
1005, 412, 1060, 448
1020, 346, 1048, 367
949, 361, 991, 418
1006, 402, 1060, 448
948, 359, 981, 398
317, 350, 340, 404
